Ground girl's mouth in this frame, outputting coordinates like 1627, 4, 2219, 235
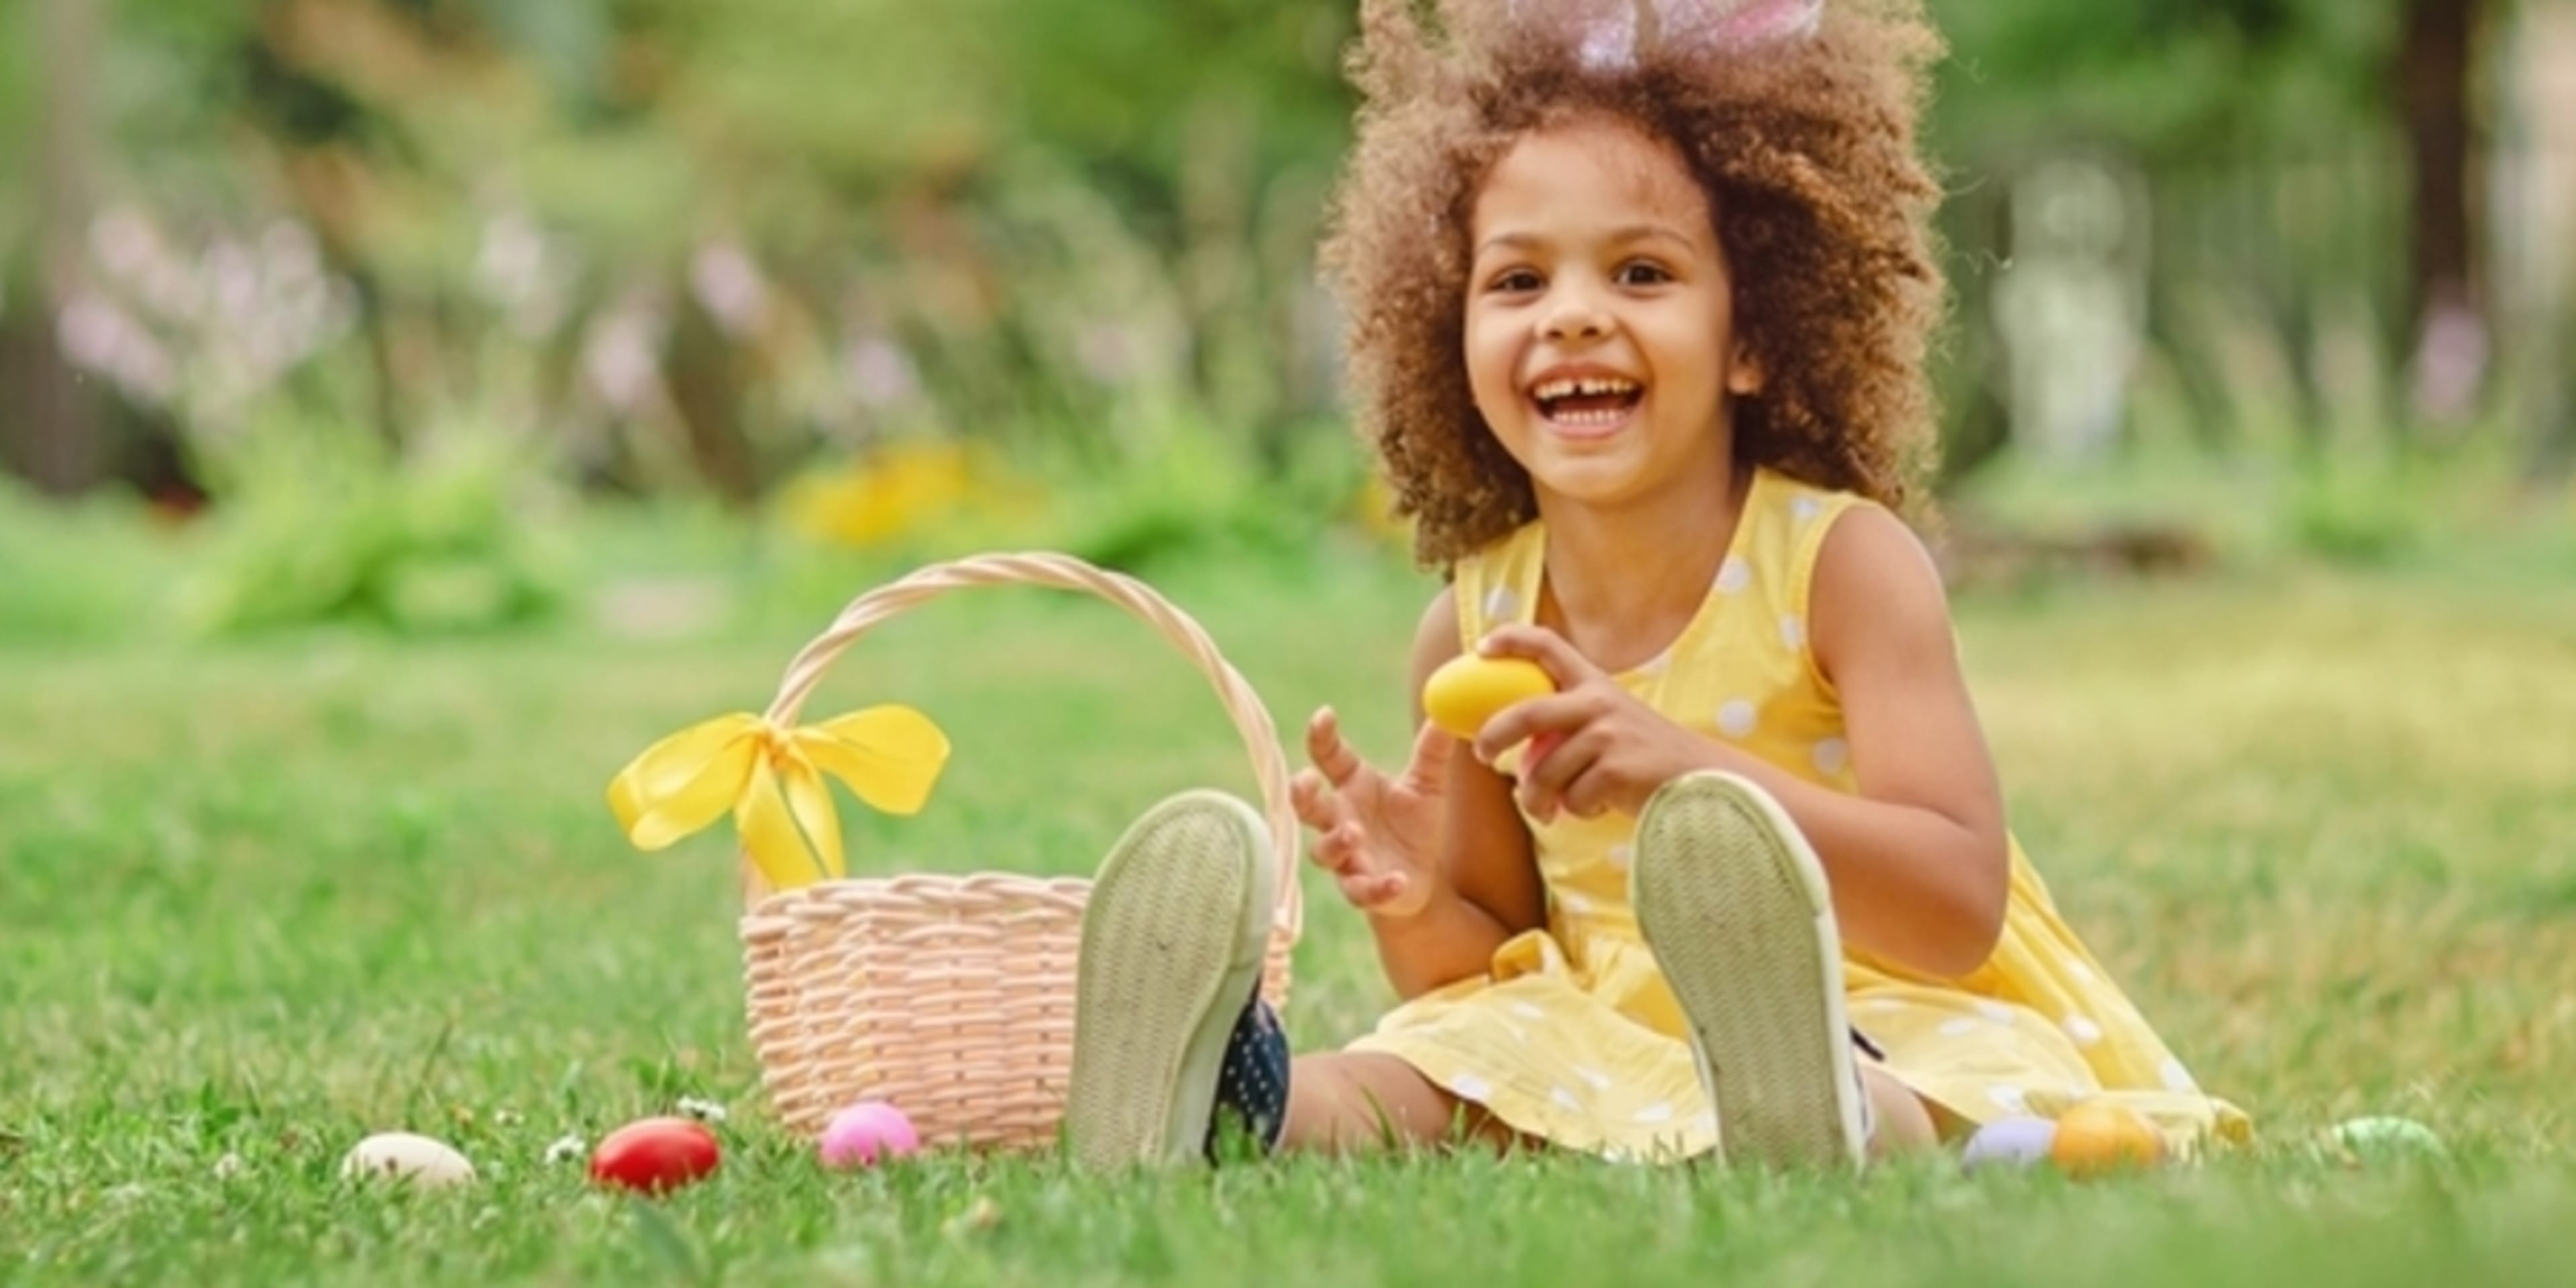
1531, 375, 1644, 435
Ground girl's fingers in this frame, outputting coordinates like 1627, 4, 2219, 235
1289, 768, 1341, 830
1310, 821, 1370, 875
1395, 719, 1456, 794
1307, 707, 1366, 788
1340, 870, 1407, 911
1515, 730, 1589, 824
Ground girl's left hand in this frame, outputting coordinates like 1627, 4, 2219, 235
1469, 625, 1729, 823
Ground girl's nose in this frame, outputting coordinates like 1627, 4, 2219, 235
1541, 297, 1611, 341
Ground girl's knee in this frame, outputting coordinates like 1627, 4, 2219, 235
1860, 1065, 1941, 1159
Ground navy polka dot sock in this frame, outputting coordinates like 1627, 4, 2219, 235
1203, 994, 1289, 1160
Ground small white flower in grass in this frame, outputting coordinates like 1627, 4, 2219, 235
677, 1097, 728, 1123
211, 1152, 247, 1180
545, 1134, 588, 1165
493, 1109, 524, 1128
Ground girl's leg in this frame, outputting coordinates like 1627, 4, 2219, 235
1279, 1051, 1514, 1154
1860, 1065, 1941, 1158
1631, 771, 1875, 1170
1063, 790, 1284, 1169
1284, 1051, 1930, 1159
1065, 790, 1525, 1167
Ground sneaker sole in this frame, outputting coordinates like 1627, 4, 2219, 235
1631, 771, 1865, 1171
1064, 790, 1277, 1169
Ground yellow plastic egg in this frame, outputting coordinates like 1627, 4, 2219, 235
1421, 653, 1556, 740
2048, 1100, 2165, 1178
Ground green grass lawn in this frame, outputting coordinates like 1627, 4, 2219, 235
4, 543, 2574, 1285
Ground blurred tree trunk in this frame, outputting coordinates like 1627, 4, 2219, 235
280, 148, 408, 455
663, 294, 758, 505
252, 3, 409, 457
5, 0, 105, 496
2397, 0, 2488, 428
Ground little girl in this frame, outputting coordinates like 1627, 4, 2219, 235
1061, 0, 2251, 1170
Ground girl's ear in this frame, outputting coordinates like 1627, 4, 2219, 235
1726, 345, 1765, 396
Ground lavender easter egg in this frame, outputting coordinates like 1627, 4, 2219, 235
1962, 1116, 2058, 1172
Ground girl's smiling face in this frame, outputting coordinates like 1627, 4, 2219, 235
1464, 116, 1762, 513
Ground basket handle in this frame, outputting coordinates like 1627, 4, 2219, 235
744, 551, 1304, 941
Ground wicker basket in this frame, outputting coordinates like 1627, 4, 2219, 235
730, 551, 1302, 1151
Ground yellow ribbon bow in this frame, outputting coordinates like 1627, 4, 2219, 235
606, 706, 950, 891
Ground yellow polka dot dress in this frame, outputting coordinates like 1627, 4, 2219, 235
1344, 468, 2253, 1159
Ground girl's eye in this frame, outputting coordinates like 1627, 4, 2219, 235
1489, 268, 1542, 293
1615, 261, 1672, 286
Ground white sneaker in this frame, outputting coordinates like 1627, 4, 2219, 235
1063, 790, 1279, 1169
1631, 771, 1869, 1170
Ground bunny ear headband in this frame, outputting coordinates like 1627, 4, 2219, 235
1517, 0, 1825, 71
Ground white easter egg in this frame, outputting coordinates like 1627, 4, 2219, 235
341, 1132, 476, 1189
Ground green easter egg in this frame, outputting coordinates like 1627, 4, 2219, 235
2329, 1116, 2446, 1157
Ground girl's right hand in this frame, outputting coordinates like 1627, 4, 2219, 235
1289, 707, 1454, 920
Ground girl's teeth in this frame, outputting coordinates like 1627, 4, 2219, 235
1533, 378, 1639, 399
1548, 406, 1628, 427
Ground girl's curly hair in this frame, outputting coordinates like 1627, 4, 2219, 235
1320, 0, 1949, 568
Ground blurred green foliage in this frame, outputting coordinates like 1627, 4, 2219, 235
0, 0, 2563, 635
174, 411, 574, 637
1931, 0, 2398, 158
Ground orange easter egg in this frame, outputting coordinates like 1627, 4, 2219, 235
2048, 1101, 2165, 1178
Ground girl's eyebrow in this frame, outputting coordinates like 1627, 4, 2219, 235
1601, 223, 1698, 250
1473, 223, 1698, 258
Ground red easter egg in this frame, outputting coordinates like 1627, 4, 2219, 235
589, 1117, 720, 1194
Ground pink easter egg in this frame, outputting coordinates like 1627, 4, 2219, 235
818, 1101, 921, 1169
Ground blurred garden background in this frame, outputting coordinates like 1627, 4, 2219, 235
1, 0, 2571, 631
5, 3, 2576, 1284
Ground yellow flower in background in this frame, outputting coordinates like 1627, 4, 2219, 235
607, 706, 951, 892
783, 440, 982, 549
